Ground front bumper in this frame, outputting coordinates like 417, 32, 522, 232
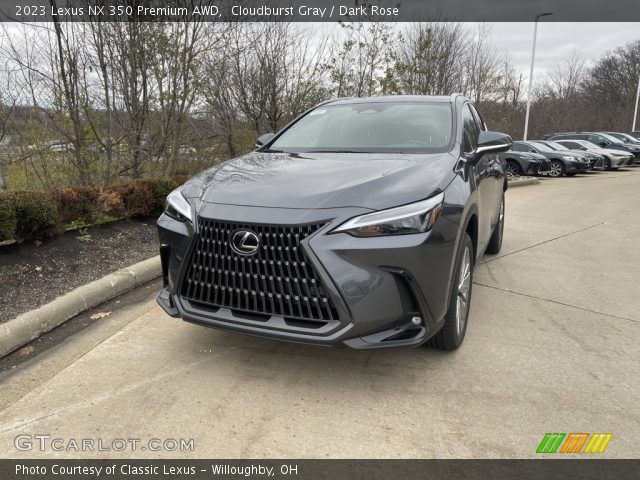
610, 156, 631, 168
157, 203, 459, 349
535, 159, 551, 174
565, 161, 591, 174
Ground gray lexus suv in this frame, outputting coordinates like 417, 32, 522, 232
157, 95, 512, 350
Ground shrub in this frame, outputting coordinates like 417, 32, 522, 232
98, 190, 124, 218
53, 187, 101, 226
12, 191, 59, 240
103, 180, 154, 218
0, 193, 17, 242
141, 178, 180, 212
172, 175, 189, 185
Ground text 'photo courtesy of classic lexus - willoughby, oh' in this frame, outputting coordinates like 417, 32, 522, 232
157, 95, 512, 350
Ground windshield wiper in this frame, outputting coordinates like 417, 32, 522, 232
262, 148, 287, 153
307, 149, 364, 153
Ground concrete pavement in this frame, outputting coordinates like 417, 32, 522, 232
1, 169, 639, 459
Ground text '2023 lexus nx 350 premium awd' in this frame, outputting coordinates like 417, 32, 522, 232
157, 95, 512, 350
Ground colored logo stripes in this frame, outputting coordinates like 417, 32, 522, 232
537, 433, 613, 454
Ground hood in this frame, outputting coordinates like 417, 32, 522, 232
522, 152, 548, 160
536, 150, 582, 160
609, 143, 638, 152
596, 148, 633, 156
185, 151, 458, 211
502, 151, 546, 161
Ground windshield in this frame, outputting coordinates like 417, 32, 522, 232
546, 141, 569, 151
528, 141, 554, 152
269, 102, 453, 154
615, 133, 640, 144
599, 133, 623, 144
575, 140, 600, 149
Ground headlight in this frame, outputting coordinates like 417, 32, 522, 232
333, 193, 444, 237
165, 188, 193, 223
562, 155, 576, 161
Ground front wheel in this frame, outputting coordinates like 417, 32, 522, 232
427, 233, 474, 351
505, 160, 522, 177
549, 160, 564, 177
602, 158, 612, 171
486, 195, 504, 255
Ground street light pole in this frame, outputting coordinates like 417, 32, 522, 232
633, 75, 640, 132
523, 12, 553, 141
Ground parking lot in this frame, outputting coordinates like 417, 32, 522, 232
1, 169, 639, 459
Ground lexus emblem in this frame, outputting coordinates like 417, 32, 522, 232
230, 229, 260, 255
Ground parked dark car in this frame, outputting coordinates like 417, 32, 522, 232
511, 141, 590, 176
498, 150, 550, 176
553, 139, 632, 170
631, 131, 640, 140
545, 132, 640, 165
536, 140, 605, 170
602, 131, 640, 146
157, 95, 512, 351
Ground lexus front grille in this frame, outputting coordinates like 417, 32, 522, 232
181, 219, 340, 324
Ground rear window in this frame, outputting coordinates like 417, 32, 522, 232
269, 102, 453, 154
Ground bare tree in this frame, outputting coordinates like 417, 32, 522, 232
108, 20, 156, 178
382, 22, 467, 96
463, 24, 499, 105
327, 22, 395, 97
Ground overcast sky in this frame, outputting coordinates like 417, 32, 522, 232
317, 22, 639, 83
489, 22, 640, 78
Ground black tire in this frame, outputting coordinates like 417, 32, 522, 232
486, 194, 504, 255
549, 160, 565, 177
602, 158, 612, 171
505, 160, 522, 177
427, 233, 474, 351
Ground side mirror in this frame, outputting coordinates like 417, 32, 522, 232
599, 142, 607, 147
475, 131, 513, 160
255, 133, 275, 149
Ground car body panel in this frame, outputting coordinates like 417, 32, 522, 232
194, 151, 459, 211
498, 151, 550, 175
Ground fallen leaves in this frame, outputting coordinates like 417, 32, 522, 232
90, 311, 112, 320
18, 346, 34, 356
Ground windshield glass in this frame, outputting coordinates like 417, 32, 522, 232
547, 141, 569, 150
576, 140, 600, 149
616, 133, 640, 144
528, 141, 554, 152
599, 133, 623, 144
269, 102, 453, 154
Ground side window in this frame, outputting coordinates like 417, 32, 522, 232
462, 104, 479, 153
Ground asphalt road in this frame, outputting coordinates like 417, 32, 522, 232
1, 169, 639, 459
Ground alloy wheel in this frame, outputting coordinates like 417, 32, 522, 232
505, 161, 520, 177
456, 246, 471, 336
549, 161, 562, 177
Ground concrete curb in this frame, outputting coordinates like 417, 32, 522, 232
0, 256, 161, 359
507, 177, 540, 188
